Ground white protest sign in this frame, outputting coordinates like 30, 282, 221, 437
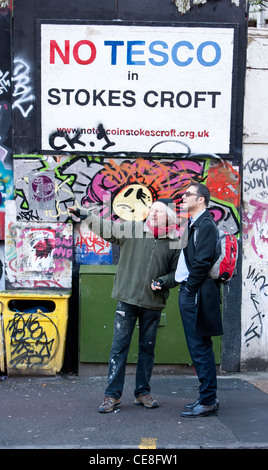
40, 23, 235, 155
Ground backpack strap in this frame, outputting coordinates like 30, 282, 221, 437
185, 216, 218, 272
193, 217, 217, 247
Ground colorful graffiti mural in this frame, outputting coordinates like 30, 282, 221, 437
1, 0, 250, 374
0, 12, 13, 239
241, 149, 268, 368
5, 200, 73, 288
13, 153, 240, 266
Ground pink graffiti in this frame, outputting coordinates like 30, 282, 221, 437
243, 199, 268, 259
81, 158, 204, 220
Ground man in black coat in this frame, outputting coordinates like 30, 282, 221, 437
175, 183, 223, 417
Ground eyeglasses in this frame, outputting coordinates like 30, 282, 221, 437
183, 191, 201, 198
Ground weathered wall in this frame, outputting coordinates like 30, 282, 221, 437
2, 1, 267, 375
0, 9, 13, 291
5, 200, 73, 288
241, 28, 268, 370
13, 154, 240, 263
2, 0, 248, 372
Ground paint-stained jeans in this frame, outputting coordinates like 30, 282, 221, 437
105, 301, 161, 399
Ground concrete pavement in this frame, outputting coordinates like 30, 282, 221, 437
0, 371, 268, 450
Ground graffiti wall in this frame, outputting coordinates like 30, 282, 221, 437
5, 200, 73, 288
0, 11, 13, 239
6, 0, 248, 372
241, 147, 268, 368
13, 153, 240, 264
241, 29, 268, 369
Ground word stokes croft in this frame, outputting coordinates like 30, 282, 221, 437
47, 88, 221, 109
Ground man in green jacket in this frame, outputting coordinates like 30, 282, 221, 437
69, 198, 180, 412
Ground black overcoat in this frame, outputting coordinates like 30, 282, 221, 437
184, 210, 223, 337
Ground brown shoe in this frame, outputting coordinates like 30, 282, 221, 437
98, 396, 121, 413
134, 394, 159, 408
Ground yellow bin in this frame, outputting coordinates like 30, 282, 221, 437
0, 290, 71, 376
0, 311, 5, 373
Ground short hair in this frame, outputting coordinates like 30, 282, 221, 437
190, 183, 210, 207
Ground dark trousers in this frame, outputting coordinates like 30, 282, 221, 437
105, 301, 161, 399
179, 284, 217, 405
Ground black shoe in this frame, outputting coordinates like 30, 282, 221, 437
181, 403, 218, 418
185, 398, 219, 410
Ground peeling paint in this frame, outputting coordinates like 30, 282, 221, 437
173, 0, 208, 14
0, 1, 10, 8
173, 0, 240, 14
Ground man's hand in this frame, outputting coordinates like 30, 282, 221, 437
67, 206, 81, 222
151, 279, 164, 291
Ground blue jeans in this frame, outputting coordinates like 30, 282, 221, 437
179, 284, 217, 405
105, 301, 161, 399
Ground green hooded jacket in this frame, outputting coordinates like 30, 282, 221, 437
80, 209, 180, 310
